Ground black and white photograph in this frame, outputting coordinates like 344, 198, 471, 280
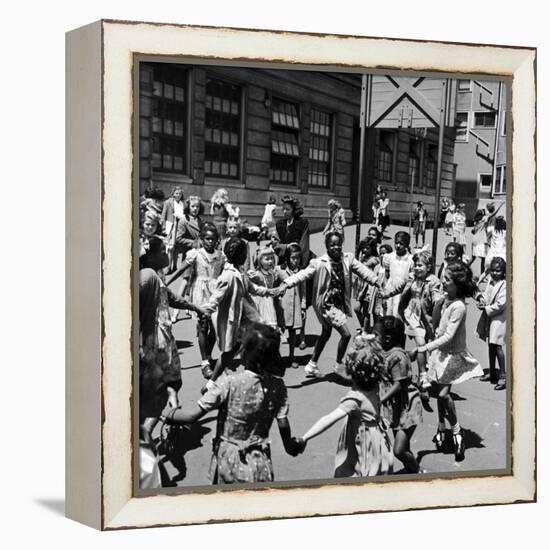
136, 62, 510, 490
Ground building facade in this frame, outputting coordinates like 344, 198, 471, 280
138, 63, 461, 231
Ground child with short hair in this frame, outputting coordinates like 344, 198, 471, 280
210, 188, 239, 239
411, 262, 483, 461
470, 208, 488, 276
323, 199, 347, 242
413, 201, 428, 248
437, 241, 466, 281
297, 333, 393, 477
223, 216, 251, 272
375, 316, 423, 473
453, 203, 467, 246
353, 237, 380, 331
384, 231, 414, 317
277, 243, 307, 369
477, 257, 507, 390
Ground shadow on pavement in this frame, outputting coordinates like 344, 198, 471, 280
286, 372, 352, 389
417, 427, 485, 465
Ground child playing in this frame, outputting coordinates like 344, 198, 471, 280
165, 223, 225, 379
277, 231, 379, 378
323, 199, 347, 242
470, 208, 488, 276
483, 215, 507, 280
210, 188, 239, 239
384, 231, 415, 317
248, 246, 284, 331
413, 201, 428, 248
297, 333, 393, 477
277, 243, 307, 369
375, 316, 423, 474
397, 251, 443, 409
162, 323, 303, 484
477, 257, 507, 390
203, 237, 272, 386
453, 203, 467, 246
437, 242, 466, 281
411, 262, 483, 461
353, 237, 380, 331
223, 216, 252, 272
445, 201, 456, 236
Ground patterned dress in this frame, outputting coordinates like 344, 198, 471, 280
198, 370, 289, 484
380, 348, 422, 430
425, 299, 483, 385
335, 386, 393, 477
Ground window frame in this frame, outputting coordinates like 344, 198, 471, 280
473, 110, 497, 128
455, 111, 470, 142
307, 106, 335, 190
408, 137, 422, 190
478, 172, 493, 193
457, 79, 472, 92
423, 142, 438, 189
494, 165, 507, 195
377, 130, 396, 184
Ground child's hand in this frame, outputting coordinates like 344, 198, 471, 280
166, 388, 179, 410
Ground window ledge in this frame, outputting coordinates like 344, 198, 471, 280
204, 178, 246, 189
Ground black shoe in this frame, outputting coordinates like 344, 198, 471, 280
453, 429, 465, 461
494, 381, 506, 391
433, 430, 446, 452
479, 373, 492, 382
201, 364, 213, 379
420, 391, 433, 412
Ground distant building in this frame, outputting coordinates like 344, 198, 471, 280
453, 79, 507, 219
139, 64, 499, 231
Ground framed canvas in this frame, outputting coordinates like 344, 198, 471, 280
66, 19, 536, 530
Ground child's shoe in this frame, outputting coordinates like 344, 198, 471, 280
453, 428, 465, 461
304, 361, 321, 378
201, 360, 213, 380
333, 362, 348, 379
419, 371, 431, 390
433, 430, 446, 452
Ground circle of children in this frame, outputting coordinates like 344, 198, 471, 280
139, 185, 507, 488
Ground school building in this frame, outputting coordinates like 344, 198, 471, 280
138, 62, 505, 231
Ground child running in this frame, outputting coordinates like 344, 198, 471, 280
165, 222, 225, 379
277, 231, 379, 378
375, 316, 423, 473
411, 261, 483, 461
162, 323, 303, 484
397, 250, 443, 409
353, 237, 381, 332
297, 333, 393, 477
277, 243, 307, 369
476, 257, 507, 390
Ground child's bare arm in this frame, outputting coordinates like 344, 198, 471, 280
165, 260, 191, 287
302, 407, 347, 442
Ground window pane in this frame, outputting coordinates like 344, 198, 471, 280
307, 108, 332, 188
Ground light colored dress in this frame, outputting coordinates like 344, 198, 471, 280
185, 248, 225, 315
198, 370, 289, 484
324, 208, 347, 241
453, 212, 467, 245
380, 348, 423, 430
278, 266, 305, 329
385, 251, 414, 316
486, 228, 506, 267
425, 299, 483, 385
335, 386, 393, 477
247, 269, 284, 329
480, 279, 506, 346
471, 220, 488, 258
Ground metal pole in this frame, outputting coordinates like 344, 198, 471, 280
408, 164, 415, 235
431, 79, 449, 264
490, 82, 503, 197
355, 74, 370, 251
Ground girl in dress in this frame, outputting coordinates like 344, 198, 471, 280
411, 261, 483, 461
437, 242, 466, 281
413, 201, 428, 249
210, 188, 239, 239
481, 216, 507, 284
162, 323, 303, 484
375, 316, 423, 474
453, 203, 467, 246
277, 243, 307, 369
248, 246, 284, 332
353, 237, 380, 331
384, 231, 415, 317
477, 257, 507, 390
470, 209, 488, 276
297, 333, 393, 477
224, 216, 252, 272
445, 201, 456, 236
259, 194, 277, 243
165, 223, 225, 380
323, 199, 347, 242
203, 238, 272, 387
278, 231, 379, 378
397, 251, 443, 409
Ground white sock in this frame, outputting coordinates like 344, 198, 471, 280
307, 360, 317, 368
452, 422, 461, 435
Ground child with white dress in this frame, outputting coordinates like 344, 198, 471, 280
411, 261, 483, 461
384, 231, 414, 317
453, 203, 467, 246
259, 194, 277, 243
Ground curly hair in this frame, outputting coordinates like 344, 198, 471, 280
242, 323, 282, 375
223, 237, 247, 267
373, 316, 406, 351
444, 241, 464, 259
489, 256, 506, 275
345, 334, 386, 391
324, 230, 343, 248
184, 195, 205, 217
281, 195, 304, 218
394, 231, 411, 247
328, 199, 342, 210
199, 221, 219, 241
356, 236, 379, 260
444, 261, 476, 298
494, 215, 506, 232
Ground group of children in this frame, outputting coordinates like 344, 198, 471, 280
139, 186, 507, 488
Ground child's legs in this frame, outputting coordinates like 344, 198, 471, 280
311, 325, 332, 362
488, 343, 498, 379
494, 344, 506, 377
197, 320, 209, 361
287, 328, 296, 360
437, 384, 457, 427
414, 336, 427, 376
393, 427, 419, 473
480, 257, 486, 274
299, 309, 307, 344
353, 302, 365, 327
334, 323, 351, 363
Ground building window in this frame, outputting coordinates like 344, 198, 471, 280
424, 144, 438, 188
270, 98, 300, 185
377, 131, 394, 183
495, 166, 506, 194
455, 112, 469, 142
308, 108, 332, 188
474, 111, 497, 128
408, 139, 421, 189
479, 173, 492, 191
458, 79, 471, 92
150, 64, 188, 173
204, 77, 242, 179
